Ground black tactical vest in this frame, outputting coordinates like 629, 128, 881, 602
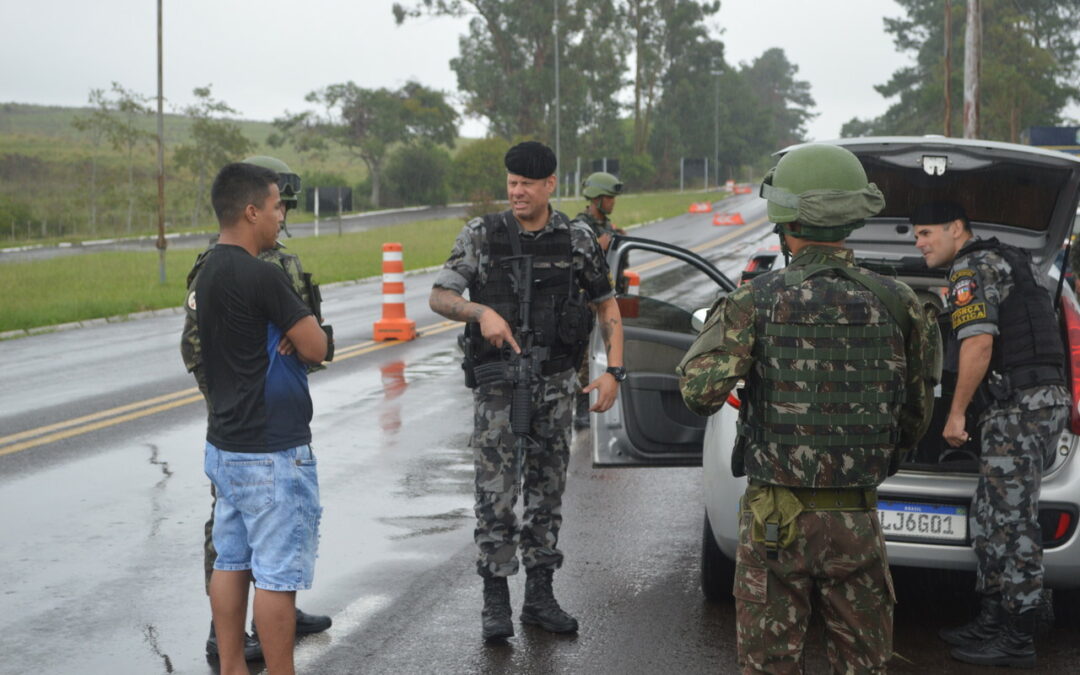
737, 254, 909, 488
467, 212, 586, 373
948, 238, 1065, 391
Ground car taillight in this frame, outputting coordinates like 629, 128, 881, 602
726, 392, 740, 409
1038, 507, 1076, 548
1059, 294, 1080, 434
1053, 512, 1072, 540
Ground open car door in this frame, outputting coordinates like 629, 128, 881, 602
591, 235, 736, 466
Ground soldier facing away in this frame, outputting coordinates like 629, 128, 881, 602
678, 144, 939, 673
569, 171, 626, 429
429, 141, 625, 641
913, 201, 1068, 669
180, 155, 334, 662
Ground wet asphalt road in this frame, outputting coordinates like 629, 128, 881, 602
4, 196, 1080, 674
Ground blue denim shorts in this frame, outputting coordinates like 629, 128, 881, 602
204, 442, 322, 591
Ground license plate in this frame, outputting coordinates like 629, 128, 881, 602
877, 500, 968, 543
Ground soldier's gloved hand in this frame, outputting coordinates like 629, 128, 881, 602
584, 372, 619, 413
942, 411, 970, 448
479, 307, 520, 354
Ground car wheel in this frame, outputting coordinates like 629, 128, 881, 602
701, 511, 735, 603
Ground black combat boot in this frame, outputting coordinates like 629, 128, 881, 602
205, 621, 264, 661
574, 393, 590, 430
520, 568, 578, 633
939, 592, 1003, 647
481, 576, 514, 640
950, 609, 1036, 669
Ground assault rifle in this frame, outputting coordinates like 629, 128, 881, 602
504, 254, 546, 482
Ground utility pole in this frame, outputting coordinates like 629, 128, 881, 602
944, 0, 952, 136
155, 0, 167, 283
553, 0, 561, 210
714, 69, 721, 191
963, 0, 981, 139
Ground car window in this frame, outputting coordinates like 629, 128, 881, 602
614, 249, 726, 336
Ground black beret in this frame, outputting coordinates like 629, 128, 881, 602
911, 201, 967, 225
504, 141, 557, 179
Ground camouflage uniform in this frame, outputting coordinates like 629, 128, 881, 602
568, 212, 610, 392
434, 208, 613, 577
679, 245, 939, 673
570, 210, 617, 242
180, 239, 326, 592
947, 240, 1069, 615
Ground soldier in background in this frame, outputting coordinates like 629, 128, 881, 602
913, 201, 1068, 669
679, 144, 938, 673
181, 155, 334, 661
430, 141, 625, 641
570, 171, 626, 429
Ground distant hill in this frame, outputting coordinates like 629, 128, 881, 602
0, 101, 364, 180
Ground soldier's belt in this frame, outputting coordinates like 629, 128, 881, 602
748, 480, 876, 510
745, 482, 876, 560
786, 486, 876, 511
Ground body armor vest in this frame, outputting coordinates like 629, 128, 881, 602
737, 255, 908, 488
467, 212, 588, 374
947, 238, 1064, 391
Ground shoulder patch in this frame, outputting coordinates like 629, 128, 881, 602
952, 302, 987, 329
950, 269, 977, 307
186, 290, 197, 311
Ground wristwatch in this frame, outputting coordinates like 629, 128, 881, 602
605, 366, 627, 382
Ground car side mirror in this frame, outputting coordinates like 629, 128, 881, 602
691, 307, 710, 333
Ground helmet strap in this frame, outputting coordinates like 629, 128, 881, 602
590, 197, 611, 218
774, 223, 792, 265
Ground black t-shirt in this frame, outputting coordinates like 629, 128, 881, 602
195, 244, 314, 452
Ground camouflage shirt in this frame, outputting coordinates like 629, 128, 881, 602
948, 238, 1069, 413
678, 245, 940, 487
433, 207, 614, 304
570, 210, 617, 240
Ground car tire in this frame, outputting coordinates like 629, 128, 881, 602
701, 511, 735, 603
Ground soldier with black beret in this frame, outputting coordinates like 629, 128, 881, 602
914, 201, 1069, 668
429, 141, 625, 641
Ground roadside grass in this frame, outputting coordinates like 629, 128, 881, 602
0, 189, 729, 333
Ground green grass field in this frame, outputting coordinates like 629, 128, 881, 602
0, 188, 727, 334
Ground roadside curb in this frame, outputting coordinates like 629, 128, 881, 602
0, 216, 652, 341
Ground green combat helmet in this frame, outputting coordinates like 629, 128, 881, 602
582, 171, 623, 200
759, 144, 885, 243
243, 155, 301, 213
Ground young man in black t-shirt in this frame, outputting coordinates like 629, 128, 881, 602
197, 162, 327, 675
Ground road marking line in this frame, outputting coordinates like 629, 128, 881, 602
1, 318, 463, 456
0, 393, 205, 456
0, 387, 200, 446
628, 216, 768, 274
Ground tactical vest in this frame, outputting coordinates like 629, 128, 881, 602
736, 255, 909, 488
947, 238, 1064, 391
466, 212, 590, 375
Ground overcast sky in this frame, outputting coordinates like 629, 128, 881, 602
3, 1, 1075, 143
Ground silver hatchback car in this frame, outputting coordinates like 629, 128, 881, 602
591, 136, 1080, 604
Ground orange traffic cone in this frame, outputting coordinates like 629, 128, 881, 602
618, 270, 641, 318
373, 242, 416, 342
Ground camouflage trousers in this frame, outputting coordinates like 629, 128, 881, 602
972, 402, 1068, 614
735, 496, 895, 674
470, 370, 575, 578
